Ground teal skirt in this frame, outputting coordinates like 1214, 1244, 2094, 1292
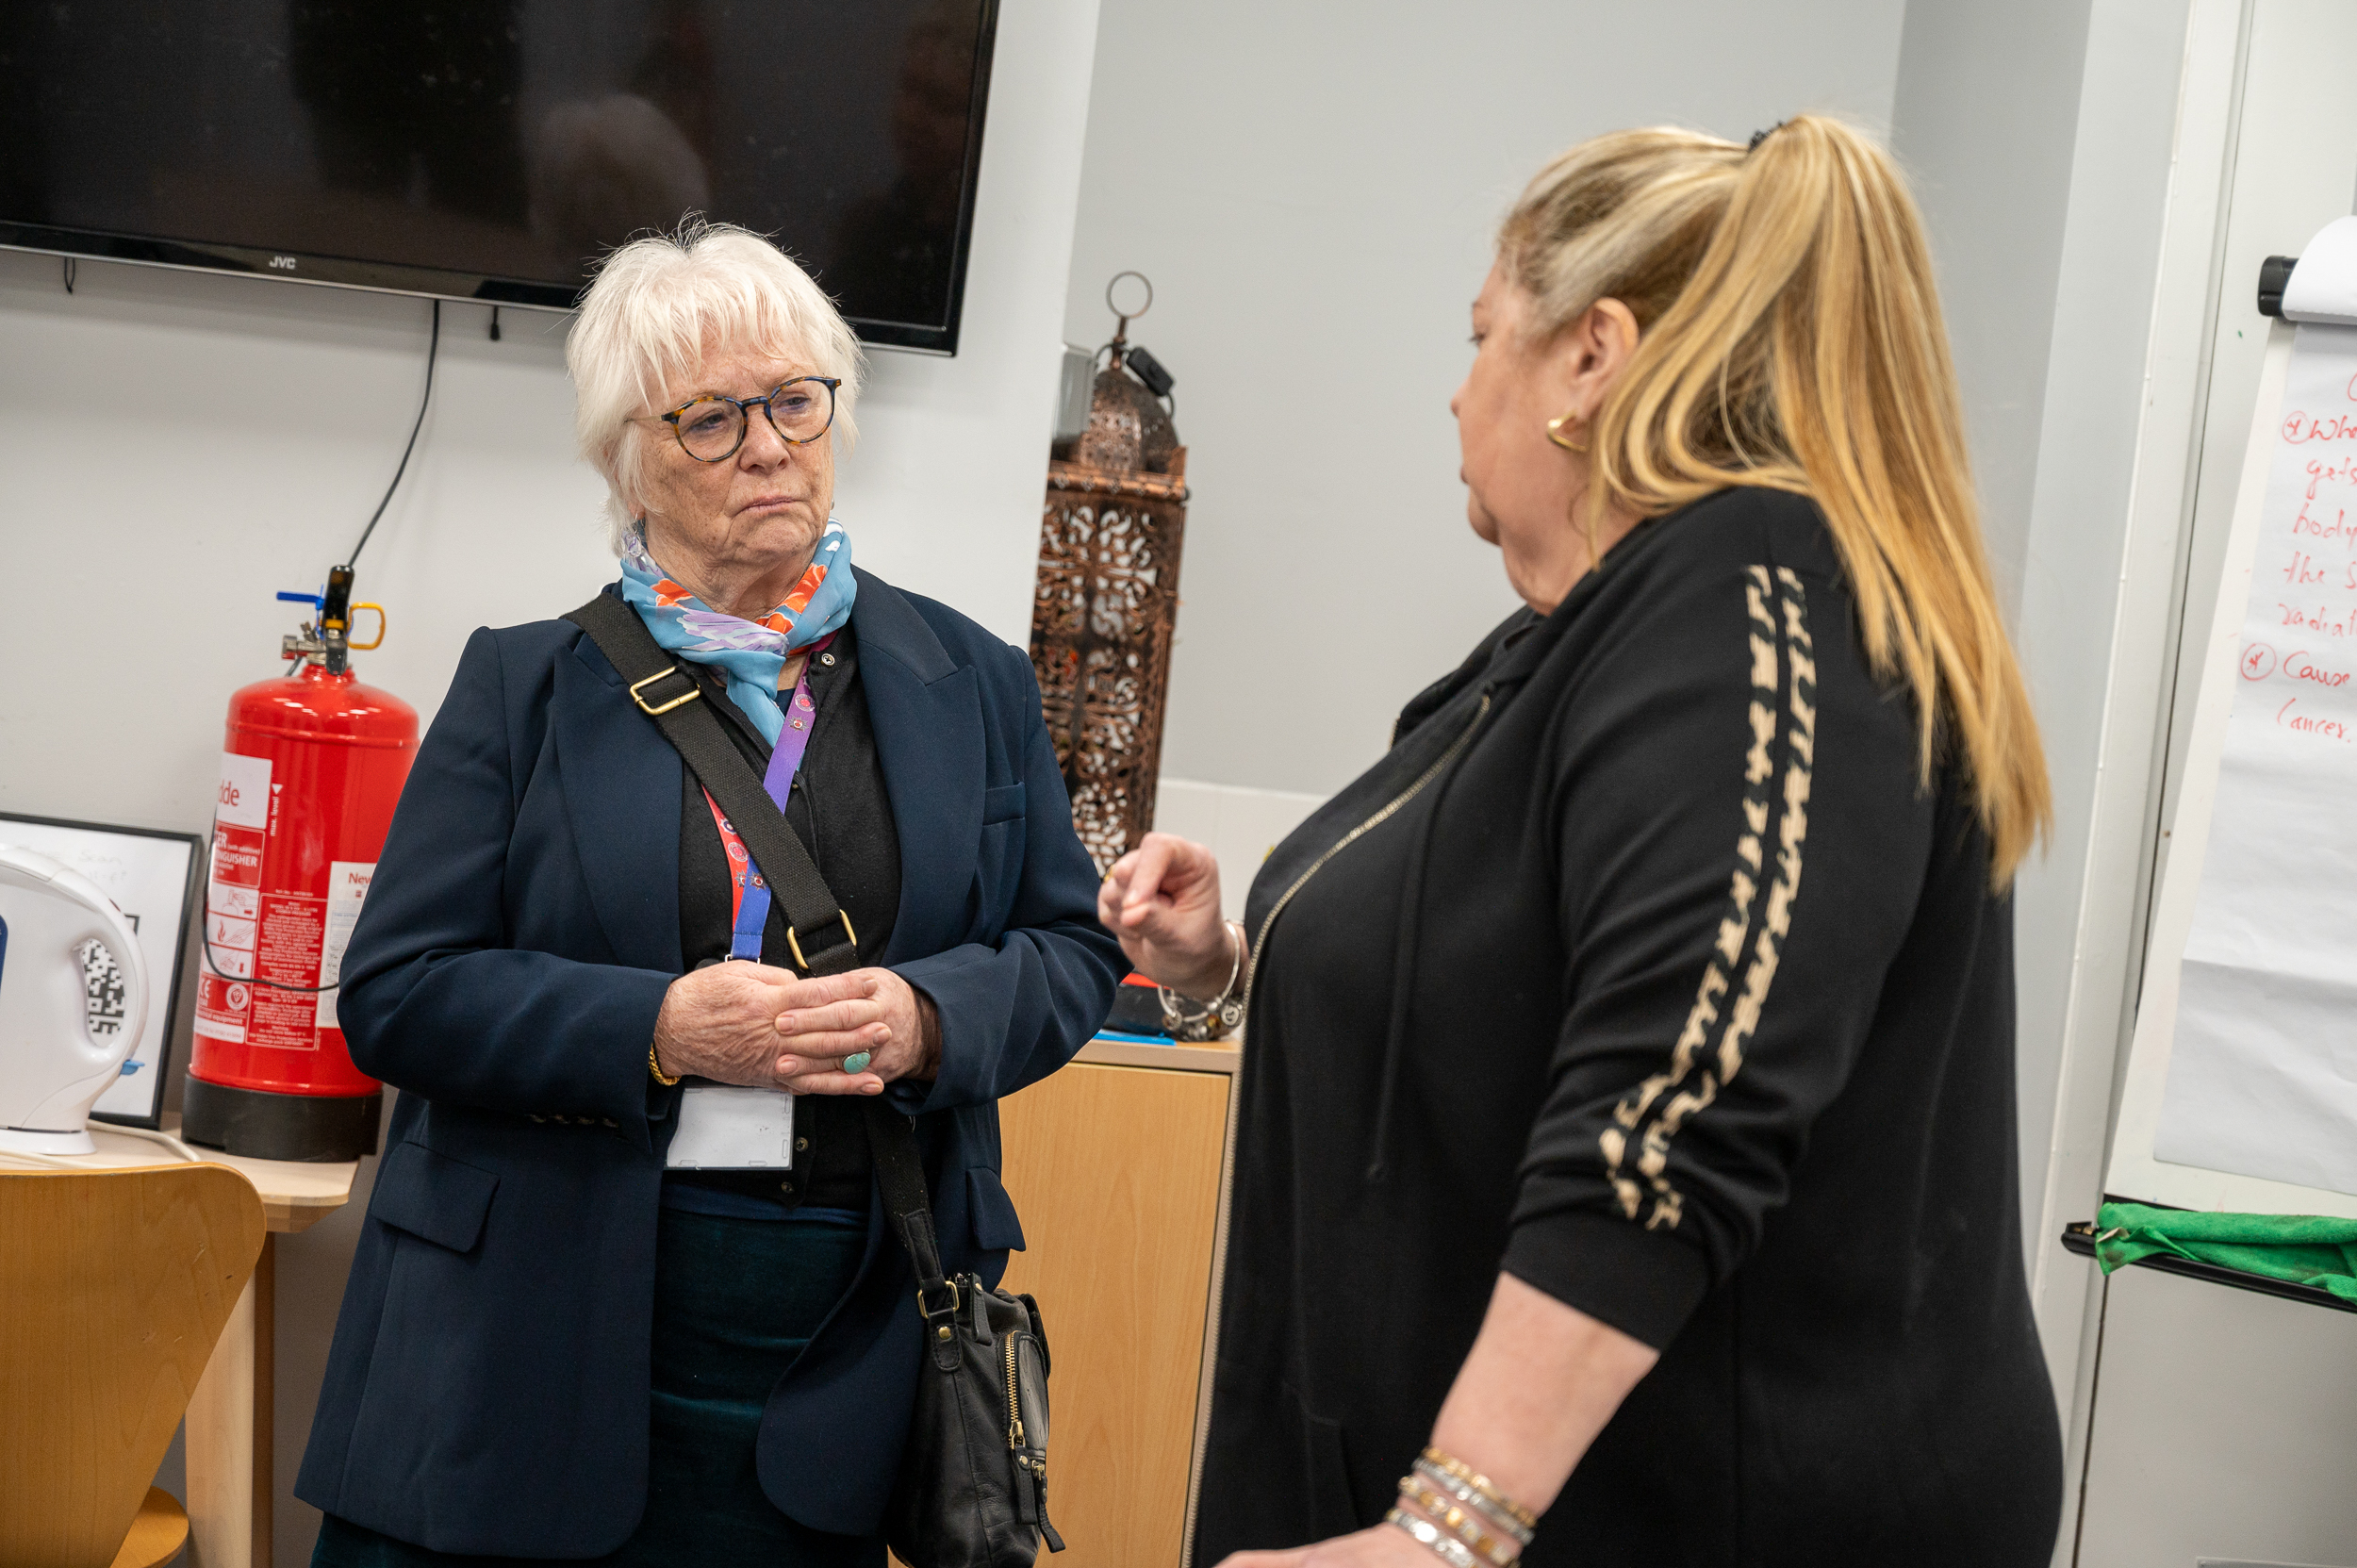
313, 1206, 877, 1568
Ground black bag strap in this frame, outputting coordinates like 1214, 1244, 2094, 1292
565, 591, 858, 976
865, 1098, 963, 1363
565, 591, 955, 1339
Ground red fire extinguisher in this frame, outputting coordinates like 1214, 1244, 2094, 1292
183, 565, 418, 1162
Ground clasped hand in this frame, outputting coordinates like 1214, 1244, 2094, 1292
650, 963, 938, 1094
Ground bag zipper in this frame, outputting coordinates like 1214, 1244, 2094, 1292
1178, 688, 1492, 1568
1006, 1332, 1025, 1452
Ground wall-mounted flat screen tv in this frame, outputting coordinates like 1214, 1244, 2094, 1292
0, 1, 998, 353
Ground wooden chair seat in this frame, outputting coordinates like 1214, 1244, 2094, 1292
109, 1488, 188, 1568
0, 1165, 264, 1568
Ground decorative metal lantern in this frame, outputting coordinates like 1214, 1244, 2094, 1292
1031, 273, 1191, 873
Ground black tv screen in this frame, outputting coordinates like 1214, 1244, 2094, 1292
0, 1, 998, 352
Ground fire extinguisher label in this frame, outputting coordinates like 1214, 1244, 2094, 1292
194, 751, 356, 1054
197, 753, 271, 1044
314, 861, 375, 1032
214, 751, 272, 831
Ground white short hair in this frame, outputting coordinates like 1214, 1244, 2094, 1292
569, 219, 865, 553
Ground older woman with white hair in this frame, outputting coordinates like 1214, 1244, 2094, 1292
294, 222, 1123, 1567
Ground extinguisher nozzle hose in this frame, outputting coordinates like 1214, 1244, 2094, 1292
197, 830, 342, 997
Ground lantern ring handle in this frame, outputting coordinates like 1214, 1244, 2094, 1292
1106, 271, 1154, 323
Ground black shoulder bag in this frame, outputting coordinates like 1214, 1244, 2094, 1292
566, 593, 1065, 1567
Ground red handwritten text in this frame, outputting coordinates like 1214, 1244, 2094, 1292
2283, 550, 2332, 586
2279, 602, 2357, 637
2291, 499, 2357, 551
2308, 455, 2357, 497
2283, 649, 2352, 689
2277, 697, 2349, 741
2285, 410, 2357, 444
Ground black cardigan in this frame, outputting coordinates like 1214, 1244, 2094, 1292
1195, 487, 2062, 1567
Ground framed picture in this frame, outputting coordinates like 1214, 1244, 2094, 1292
0, 812, 203, 1130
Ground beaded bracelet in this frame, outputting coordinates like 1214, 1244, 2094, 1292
1387, 1508, 1480, 1568
1419, 1447, 1539, 1531
1410, 1459, 1536, 1547
1397, 1475, 1522, 1567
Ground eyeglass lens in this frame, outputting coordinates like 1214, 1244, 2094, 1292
673, 380, 835, 461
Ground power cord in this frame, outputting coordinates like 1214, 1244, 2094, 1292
0, 1123, 206, 1169
344, 298, 441, 571
106, 1124, 206, 1161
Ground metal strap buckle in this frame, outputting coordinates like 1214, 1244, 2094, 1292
787, 910, 860, 971
629, 665, 701, 716
917, 1278, 961, 1318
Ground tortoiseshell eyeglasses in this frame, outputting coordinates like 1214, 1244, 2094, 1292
649, 376, 842, 462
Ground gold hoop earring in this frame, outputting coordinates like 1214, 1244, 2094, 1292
1546, 411, 1591, 454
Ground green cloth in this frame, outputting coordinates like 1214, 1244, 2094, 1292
2094, 1200, 2357, 1303
313, 1208, 877, 1568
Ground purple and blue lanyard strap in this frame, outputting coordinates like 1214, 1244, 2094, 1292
702, 640, 828, 962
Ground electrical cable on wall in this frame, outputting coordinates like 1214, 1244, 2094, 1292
345, 297, 441, 570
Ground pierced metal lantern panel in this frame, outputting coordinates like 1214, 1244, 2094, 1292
1031, 456, 1190, 874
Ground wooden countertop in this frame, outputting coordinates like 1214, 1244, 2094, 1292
0, 1114, 358, 1233
1075, 1036, 1242, 1074
0, 1040, 1223, 1230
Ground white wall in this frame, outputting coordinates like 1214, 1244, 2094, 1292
0, 1, 1101, 1559
1966, 4, 2206, 1543
1063, 0, 1908, 802
1891, 0, 2194, 1328
1888, 0, 2097, 613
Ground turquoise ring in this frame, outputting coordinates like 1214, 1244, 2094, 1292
843, 1050, 874, 1075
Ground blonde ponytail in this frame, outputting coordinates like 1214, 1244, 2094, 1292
1499, 115, 2051, 884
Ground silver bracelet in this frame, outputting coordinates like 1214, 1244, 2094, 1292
1158, 920, 1245, 1041
1397, 1476, 1523, 1567
1388, 1508, 1481, 1568
1412, 1460, 1535, 1545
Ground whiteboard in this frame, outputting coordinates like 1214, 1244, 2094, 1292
2110, 315, 2357, 1217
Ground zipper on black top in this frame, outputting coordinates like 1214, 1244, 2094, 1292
1241, 691, 1494, 1007
1178, 687, 1493, 1568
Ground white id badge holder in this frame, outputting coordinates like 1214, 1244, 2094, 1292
666, 1084, 796, 1168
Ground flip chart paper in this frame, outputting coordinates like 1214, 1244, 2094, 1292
2283, 216, 2357, 325
2156, 322, 2357, 1194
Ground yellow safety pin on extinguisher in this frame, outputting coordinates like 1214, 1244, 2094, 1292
347, 603, 387, 651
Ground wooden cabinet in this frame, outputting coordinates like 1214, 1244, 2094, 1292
997, 1039, 1240, 1568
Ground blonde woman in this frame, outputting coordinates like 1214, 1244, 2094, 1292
1104, 118, 2061, 1567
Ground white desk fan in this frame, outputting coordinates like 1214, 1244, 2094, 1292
0, 844, 149, 1155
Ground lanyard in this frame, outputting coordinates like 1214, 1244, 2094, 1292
702, 651, 825, 963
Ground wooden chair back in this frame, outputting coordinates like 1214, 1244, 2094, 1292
0, 1165, 266, 1568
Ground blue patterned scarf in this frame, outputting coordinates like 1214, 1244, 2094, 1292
618, 520, 855, 744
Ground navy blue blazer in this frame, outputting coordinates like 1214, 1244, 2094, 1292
293, 569, 1123, 1554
